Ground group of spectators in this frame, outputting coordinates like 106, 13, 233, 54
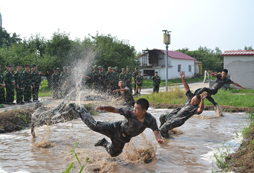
0, 64, 41, 107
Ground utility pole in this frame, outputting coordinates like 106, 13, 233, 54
162, 30, 171, 91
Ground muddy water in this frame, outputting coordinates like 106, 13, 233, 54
0, 109, 248, 173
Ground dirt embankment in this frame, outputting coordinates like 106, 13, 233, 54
150, 103, 254, 112
225, 128, 254, 173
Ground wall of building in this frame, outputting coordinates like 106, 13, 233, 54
170, 58, 194, 78
224, 56, 254, 89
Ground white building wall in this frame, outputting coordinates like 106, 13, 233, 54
224, 55, 254, 89
171, 58, 194, 79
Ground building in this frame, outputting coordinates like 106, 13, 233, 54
136, 48, 202, 80
0, 12, 2, 27
221, 50, 254, 89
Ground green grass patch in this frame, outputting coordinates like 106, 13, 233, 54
135, 87, 254, 108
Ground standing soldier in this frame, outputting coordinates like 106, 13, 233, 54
135, 71, 143, 95
52, 68, 59, 99
106, 67, 113, 95
101, 67, 107, 92
119, 68, 126, 82
14, 65, 24, 104
0, 66, 5, 107
125, 66, 132, 94
23, 64, 32, 103
4, 65, 15, 105
92, 65, 100, 90
152, 71, 161, 93
31, 65, 41, 102
132, 67, 139, 95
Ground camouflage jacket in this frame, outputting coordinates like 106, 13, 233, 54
119, 72, 127, 82
0, 73, 4, 84
60, 72, 68, 83
32, 71, 41, 86
14, 71, 24, 88
105, 71, 113, 84
152, 75, 161, 86
92, 70, 100, 83
4, 71, 14, 86
126, 71, 132, 82
113, 72, 119, 84
136, 76, 143, 86
132, 71, 139, 81
23, 71, 32, 86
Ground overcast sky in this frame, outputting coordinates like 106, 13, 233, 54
0, 0, 253, 53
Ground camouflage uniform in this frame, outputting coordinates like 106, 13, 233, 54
119, 71, 127, 82
125, 68, 132, 94
132, 70, 139, 94
52, 72, 60, 99
136, 75, 143, 87
4, 71, 15, 104
14, 71, 24, 103
120, 87, 135, 107
79, 107, 159, 157
23, 70, 32, 102
152, 74, 161, 93
92, 68, 100, 90
0, 72, 5, 104
32, 71, 41, 101
159, 90, 201, 138
106, 67, 113, 95
113, 68, 119, 96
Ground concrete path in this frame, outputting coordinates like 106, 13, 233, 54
0, 82, 209, 112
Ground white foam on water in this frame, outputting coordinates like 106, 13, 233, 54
0, 167, 8, 173
201, 132, 243, 163
0, 134, 22, 139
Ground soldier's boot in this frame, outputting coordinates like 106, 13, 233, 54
94, 138, 108, 147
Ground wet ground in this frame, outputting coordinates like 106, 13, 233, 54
0, 109, 248, 173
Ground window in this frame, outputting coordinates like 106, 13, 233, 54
178, 65, 181, 72
189, 65, 191, 72
143, 70, 155, 76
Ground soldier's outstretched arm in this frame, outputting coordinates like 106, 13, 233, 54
197, 93, 207, 114
232, 82, 246, 89
95, 106, 119, 113
179, 72, 190, 91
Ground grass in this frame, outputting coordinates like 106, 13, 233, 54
136, 87, 254, 108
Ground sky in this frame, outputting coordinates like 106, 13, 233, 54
0, 0, 253, 53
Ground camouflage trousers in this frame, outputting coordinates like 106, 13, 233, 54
159, 108, 187, 138
16, 88, 24, 103
196, 87, 218, 106
80, 112, 130, 157
0, 88, 5, 104
5, 85, 14, 103
24, 86, 31, 102
32, 86, 39, 101
153, 85, 160, 93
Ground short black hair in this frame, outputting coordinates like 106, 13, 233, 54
33, 64, 37, 68
25, 64, 30, 67
136, 98, 149, 110
222, 69, 228, 74
196, 94, 201, 101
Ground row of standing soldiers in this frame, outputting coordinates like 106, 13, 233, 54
83, 65, 137, 95
0, 64, 41, 105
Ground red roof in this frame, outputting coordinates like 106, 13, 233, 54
136, 48, 197, 61
221, 50, 254, 56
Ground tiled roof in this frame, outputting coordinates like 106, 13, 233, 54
136, 48, 197, 61
221, 50, 254, 56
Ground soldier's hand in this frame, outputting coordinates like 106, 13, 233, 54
113, 89, 118, 93
33, 84, 35, 88
157, 139, 166, 145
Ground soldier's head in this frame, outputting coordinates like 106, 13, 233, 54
121, 68, 125, 73
133, 98, 149, 117
98, 66, 102, 71
111, 68, 115, 72
191, 94, 201, 106
221, 69, 228, 78
33, 65, 37, 71
108, 67, 111, 72
53, 68, 57, 73
118, 80, 125, 88
93, 65, 98, 70
17, 64, 22, 71
25, 64, 30, 71
6, 64, 9, 71
114, 67, 118, 72
138, 71, 141, 76
126, 66, 130, 71
102, 67, 105, 71
155, 71, 158, 76
56, 68, 60, 73
135, 67, 138, 72
8, 65, 13, 72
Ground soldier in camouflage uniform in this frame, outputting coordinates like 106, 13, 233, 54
106, 67, 113, 95
159, 72, 206, 138
23, 64, 32, 103
79, 98, 165, 157
4, 65, 15, 105
112, 67, 119, 96
101, 67, 107, 92
135, 71, 143, 95
125, 66, 132, 94
92, 65, 100, 91
152, 71, 161, 93
14, 65, 24, 104
31, 65, 41, 102
0, 66, 5, 106
52, 68, 60, 99
132, 67, 139, 95
119, 68, 126, 82
114, 80, 135, 107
